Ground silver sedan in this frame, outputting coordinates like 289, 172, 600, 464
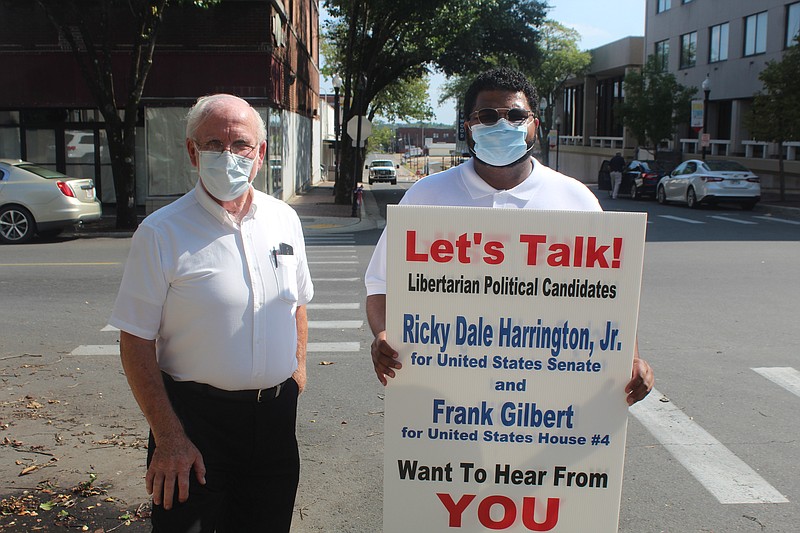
656, 159, 761, 210
0, 159, 102, 244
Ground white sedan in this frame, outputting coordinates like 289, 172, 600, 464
656, 159, 761, 210
0, 159, 102, 244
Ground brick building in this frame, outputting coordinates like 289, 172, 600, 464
0, 0, 320, 210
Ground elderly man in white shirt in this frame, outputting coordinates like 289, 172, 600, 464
110, 94, 313, 532
365, 67, 653, 407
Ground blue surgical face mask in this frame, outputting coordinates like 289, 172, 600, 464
197, 150, 255, 201
470, 119, 532, 167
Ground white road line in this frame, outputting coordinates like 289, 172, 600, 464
307, 303, 360, 310
752, 367, 800, 398
753, 216, 800, 225
101, 325, 119, 332
309, 320, 363, 329
311, 277, 361, 282
709, 215, 757, 225
308, 342, 360, 352
630, 388, 789, 504
658, 215, 706, 224
72, 345, 119, 356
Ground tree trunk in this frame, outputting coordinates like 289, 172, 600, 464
106, 120, 138, 229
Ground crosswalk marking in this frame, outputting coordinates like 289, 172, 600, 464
101, 325, 119, 332
709, 215, 757, 225
630, 388, 789, 504
753, 216, 800, 225
307, 303, 360, 310
708, 215, 758, 226
752, 367, 800, 398
309, 320, 363, 329
658, 215, 706, 224
308, 342, 360, 352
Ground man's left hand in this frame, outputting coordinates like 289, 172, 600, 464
626, 357, 654, 406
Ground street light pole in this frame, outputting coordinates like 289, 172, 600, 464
702, 75, 711, 161
351, 74, 366, 217
555, 115, 561, 172
332, 73, 342, 188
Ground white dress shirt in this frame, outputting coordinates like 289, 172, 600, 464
110, 183, 313, 391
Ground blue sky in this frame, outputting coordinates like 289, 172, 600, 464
321, 0, 646, 123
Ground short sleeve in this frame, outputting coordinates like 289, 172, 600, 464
108, 224, 170, 340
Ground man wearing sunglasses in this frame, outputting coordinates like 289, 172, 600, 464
365, 67, 653, 406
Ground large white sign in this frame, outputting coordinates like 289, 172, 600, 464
384, 206, 647, 533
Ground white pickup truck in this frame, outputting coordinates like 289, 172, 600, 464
366, 159, 398, 185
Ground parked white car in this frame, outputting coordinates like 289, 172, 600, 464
656, 159, 761, 210
0, 159, 101, 244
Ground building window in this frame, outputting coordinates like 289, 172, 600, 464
787, 2, 800, 47
655, 39, 670, 71
680, 32, 697, 69
657, 0, 671, 13
709, 23, 729, 62
744, 11, 768, 56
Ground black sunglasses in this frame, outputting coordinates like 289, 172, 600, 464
469, 107, 533, 126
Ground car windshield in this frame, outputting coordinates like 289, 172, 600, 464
371, 160, 393, 167
17, 164, 70, 180
705, 160, 749, 172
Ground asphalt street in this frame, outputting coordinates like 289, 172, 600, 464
0, 170, 798, 532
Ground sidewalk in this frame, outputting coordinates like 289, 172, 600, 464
64, 180, 383, 238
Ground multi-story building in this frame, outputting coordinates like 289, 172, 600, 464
557, 1, 799, 192
645, 0, 800, 161
0, 0, 320, 212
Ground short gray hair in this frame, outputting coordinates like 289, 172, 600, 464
185, 94, 267, 143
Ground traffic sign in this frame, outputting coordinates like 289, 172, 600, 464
347, 116, 372, 147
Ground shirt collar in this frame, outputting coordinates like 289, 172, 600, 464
194, 180, 257, 226
460, 157, 539, 200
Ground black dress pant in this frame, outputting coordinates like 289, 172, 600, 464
148, 377, 300, 533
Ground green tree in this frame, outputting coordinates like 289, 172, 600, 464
620, 56, 695, 160
26, 0, 218, 229
531, 20, 591, 167
745, 39, 800, 200
323, 0, 546, 204
366, 123, 394, 153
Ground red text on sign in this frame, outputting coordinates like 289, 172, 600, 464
436, 493, 560, 531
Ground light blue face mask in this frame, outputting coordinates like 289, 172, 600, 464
470, 119, 532, 167
197, 150, 254, 201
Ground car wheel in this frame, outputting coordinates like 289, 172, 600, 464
657, 186, 667, 205
687, 188, 699, 209
630, 183, 638, 200
391, 179, 397, 185
368, 178, 374, 185
0, 205, 36, 244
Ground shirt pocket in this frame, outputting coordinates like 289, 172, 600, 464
274, 254, 299, 304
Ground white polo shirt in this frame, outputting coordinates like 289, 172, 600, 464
365, 157, 602, 295
110, 183, 313, 391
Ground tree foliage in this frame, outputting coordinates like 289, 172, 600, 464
531, 20, 591, 166
745, 39, 800, 199
620, 55, 695, 158
365, 123, 394, 153
28, 0, 217, 229
322, 0, 547, 203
